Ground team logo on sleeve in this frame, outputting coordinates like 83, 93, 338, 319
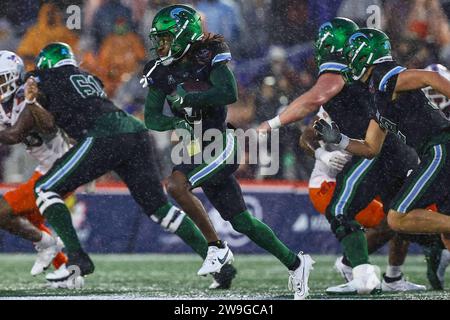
167, 74, 176, 85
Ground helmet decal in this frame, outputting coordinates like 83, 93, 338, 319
348, 32, 369, 45
170, 7, 190, 20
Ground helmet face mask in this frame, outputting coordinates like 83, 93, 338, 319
149, 5, 203, 66
0, 51, 24, 103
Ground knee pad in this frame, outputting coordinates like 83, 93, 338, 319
150, 206, 186, 233
331, 215, 364, 241
35, 190, 65, 215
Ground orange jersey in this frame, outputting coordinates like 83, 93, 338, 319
3, 171, 67, 269
4, 171, 44, 225
309, 181, 385, 228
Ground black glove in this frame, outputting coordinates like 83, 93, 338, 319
313, 119, 342, 144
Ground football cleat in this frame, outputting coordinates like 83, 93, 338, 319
381, 273, 426, 292
288, 252, 315, 300
424, 247, 450, 290
46, 264, 85, 289
209, 263, 237, 289
334, 256, 353, 282
326, 281, 358, 295
66, 250, 95, 276
31, 236, 64, 276
198, 242, 234, 276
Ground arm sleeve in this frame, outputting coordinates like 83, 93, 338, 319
144, 86, 180, 131
183, 63, 238, 108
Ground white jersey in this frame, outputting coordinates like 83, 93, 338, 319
308, 107, 351, 188
0, 85, 71, 175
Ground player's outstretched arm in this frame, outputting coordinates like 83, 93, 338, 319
314, 119, 387, 159
395, 69, 450, 98
258, 73, 345, 132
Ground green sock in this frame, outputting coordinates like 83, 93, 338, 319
341, 230, 369, 267
44, 203, 82, 253
230, 210, 297, 269
154, 203, 208, 259
175, 216, 208, 259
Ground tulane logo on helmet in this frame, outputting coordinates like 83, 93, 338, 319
314, 17, 359, 67
35, 42, 77, 70
343, 28, 392, 81
169, 7, 190, 20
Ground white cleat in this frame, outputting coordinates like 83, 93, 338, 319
326, 281, 358, 295
46, 264, 85, 290
197, 242, 234, 276
288, 252, 315, 300
334, 256, 353, 282
381, 274, 426, 292
31, 236, 64, 276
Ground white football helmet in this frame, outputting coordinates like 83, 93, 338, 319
0, 50, 24, 103
423, 64, 450, 112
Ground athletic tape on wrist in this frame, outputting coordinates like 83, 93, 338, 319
338, 134, 350, 150
267, 115, 281, 129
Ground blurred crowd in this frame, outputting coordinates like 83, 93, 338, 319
0, 0, 450, 183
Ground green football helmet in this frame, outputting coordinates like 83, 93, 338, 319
149, 4, 203, 66
35, 42, 77, 70
343, 28, 392, 81
315, 17, 359, 66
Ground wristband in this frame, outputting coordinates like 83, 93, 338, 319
267, 115, 281, 129
337, 134, 350, 150
25, 97, 36, 105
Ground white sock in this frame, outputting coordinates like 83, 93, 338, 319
386, 265, 402, 278
35, 232, 54, 248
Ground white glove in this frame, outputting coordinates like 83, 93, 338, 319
315, 147, 352, 171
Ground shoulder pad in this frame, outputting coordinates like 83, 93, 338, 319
211, 41, 232, 66
372, 61, 406, 92
317, 52, 347, 75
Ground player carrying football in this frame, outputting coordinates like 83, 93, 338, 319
314, 28, 450, 262
22, 41, 237, 288
141, 4, 314, 299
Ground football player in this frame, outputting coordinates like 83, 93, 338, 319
0, 50, 69, 282
302, 109, 448, 291
422, 64, 450, 118
22, 42, 236, 288
141, 4, 314, 299
258, 18, 444, 294
314, 28, 450, 277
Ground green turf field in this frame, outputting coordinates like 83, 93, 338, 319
0, 254, 449, 300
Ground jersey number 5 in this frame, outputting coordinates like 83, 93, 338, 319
70, 75, 106, 99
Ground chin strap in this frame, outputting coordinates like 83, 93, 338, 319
140, 59, 161, 88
